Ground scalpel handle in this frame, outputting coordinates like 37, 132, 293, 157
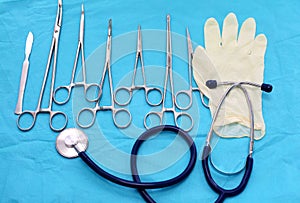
15, 60, 29, 114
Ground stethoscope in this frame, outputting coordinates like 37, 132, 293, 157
56, 80, 272, 203
56, 125, 197, 203
202, 80, 272, 202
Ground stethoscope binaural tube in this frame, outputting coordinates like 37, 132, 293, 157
72, 125, 197, 203
202, 80, 272, 203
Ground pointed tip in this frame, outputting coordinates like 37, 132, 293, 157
137, 25, 141, 38
58, 0, 62, 7
167, 14, 170, 21
27, 31, 34, 43
108, 19, 112, 36
186, 27, 190, 37
81, 4, 84, 12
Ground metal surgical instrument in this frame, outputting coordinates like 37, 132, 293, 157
15, 32, 34, 115
202, 80, 272, 203
17, 0, 67, 132
114, 26, 163, 106
144, 15, 193, 131
77, 20, 131, 129
53, 4, 98, 104
174, 28, 209, 110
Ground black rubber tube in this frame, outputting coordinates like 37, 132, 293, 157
130, 125, 197, 203
78, 125, 197, 202
202, 145, 253, 203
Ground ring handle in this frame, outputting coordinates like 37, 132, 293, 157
112, 108, 132, 129
53, 85, 72, 105
16, 111, 36, 131
202, 145, 253, 203
174, 90, 192, 110
77, 107, 97, 128
114, 87, 132, 106
145, 87, 163, 106
85, 83, 101, 102
49, 111, 68, 132
174, 112, 193, 132
144, 111, 163, 130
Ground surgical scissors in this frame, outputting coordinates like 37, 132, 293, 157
174, 28, 209, 110
144, 15, 193, 131
17, 0, 67, 132
114, 26, 163, 106
53, 4, 99, 104
77, 20, 131, 129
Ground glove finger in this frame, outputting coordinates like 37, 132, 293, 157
238, 17, 256, 46
252, 34, 267, 57
192, 46, 219, 98
204, 17, 221, 52
222, 13, 238, 48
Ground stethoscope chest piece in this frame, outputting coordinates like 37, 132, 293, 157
56, 128, 88, 158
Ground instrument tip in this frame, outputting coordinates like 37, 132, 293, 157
167, 14, 170, 21
58, 0, 62, 7
138, 25, 141, 30
81, 4, 84, 12
108, 19, 112, 36
186, 27, 190, 37
28, 31, 33, 39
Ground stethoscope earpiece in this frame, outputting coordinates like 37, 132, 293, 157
206, 80, 218, 89
261, 83, 273, 93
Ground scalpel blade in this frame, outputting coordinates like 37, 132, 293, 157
25, 32, 33, 58
15, 32, 34, 115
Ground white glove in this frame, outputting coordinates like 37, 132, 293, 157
192, 13, 268, 140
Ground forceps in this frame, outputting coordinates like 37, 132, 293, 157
144, 15, 193, 131
174, 28, 209, 110
17, 0, 67, 132
77, 20, 131, 129
114, 26, 162, 106
53, 5, 98, 104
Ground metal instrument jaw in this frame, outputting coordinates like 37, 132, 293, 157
53, 0, 62, 38
166, 15, 172, 70
79, 4, 84, 43
137, 25, 142, 53
105, 19, 112, 65
186, 28, 193, 61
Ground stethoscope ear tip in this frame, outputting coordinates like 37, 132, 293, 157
261, 83, 273, 93
206, 80, 217, 89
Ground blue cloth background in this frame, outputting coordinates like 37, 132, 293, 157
1, 0, 300, 202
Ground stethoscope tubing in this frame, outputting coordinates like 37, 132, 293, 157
202, 80, 272, 203
78, 125, 197, 203
202, 145, 253, 203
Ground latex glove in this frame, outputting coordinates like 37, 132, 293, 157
192, 13, 267, 140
